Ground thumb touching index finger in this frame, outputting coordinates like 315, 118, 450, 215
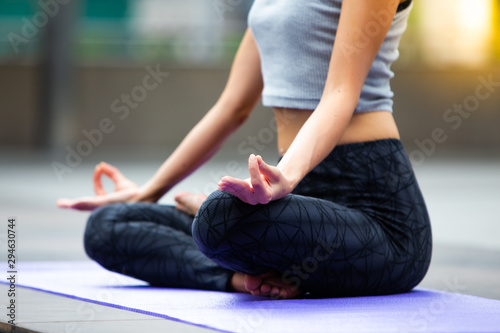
94, 162, 127, 195
98, 162, 126, 182
93, 163, 107, 196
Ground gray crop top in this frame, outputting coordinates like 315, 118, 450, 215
248, 0, 413, 112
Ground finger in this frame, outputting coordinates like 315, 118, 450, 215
218, 176, 251, 189
93, 164, 107, 196
56, 197, 99, 211
93, 162, 121, 195
218, 176, 254, 204
99, 162, 130, 189
68, 201, 100, 211
218, 180, 251, 202
248, 155, 266, 194
249, 156, 274, 204
94, 162, 128, 195
59, 188, 137, 211
56, 198, 73, 209
256, 155, 280, 181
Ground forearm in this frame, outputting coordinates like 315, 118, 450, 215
276, 91, 357, 191
137, 29, 263, 202
137, 103, 249, 202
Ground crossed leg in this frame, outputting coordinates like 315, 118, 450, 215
84, 202, 233, 291
177, 192, 300, 298
192, 190, 396, 298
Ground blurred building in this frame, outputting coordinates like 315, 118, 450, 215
0, 0, 499, 154
415, 0, 497, 67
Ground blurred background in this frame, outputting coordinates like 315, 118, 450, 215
0, 0, 499, 299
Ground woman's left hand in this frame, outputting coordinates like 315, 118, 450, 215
218, 154, 292, 205
57, 162, 140, 211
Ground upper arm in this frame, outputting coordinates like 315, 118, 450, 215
322, 0, 400, 101
216, 28, 263, 121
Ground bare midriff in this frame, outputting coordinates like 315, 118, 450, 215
273, 108, 400, 156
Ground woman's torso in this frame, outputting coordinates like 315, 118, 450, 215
274, 108, 400, 155
266, 0, 410, 155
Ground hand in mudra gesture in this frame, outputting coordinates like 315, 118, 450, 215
218, 154, 292, 205
57, 162, 140, 211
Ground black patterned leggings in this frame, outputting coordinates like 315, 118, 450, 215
84, 139, 432, 297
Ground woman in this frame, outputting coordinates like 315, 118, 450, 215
58, 0, 432, 299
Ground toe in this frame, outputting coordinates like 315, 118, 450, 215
260, 283, 272, 295
278, 288, 288, 299
250, 289, 262, 297
244, 274, 262, 292
270, 286, 280, 298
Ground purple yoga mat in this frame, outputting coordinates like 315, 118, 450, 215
3, 261, 500, 333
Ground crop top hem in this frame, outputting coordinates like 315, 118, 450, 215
262, 95, 319, 111
262, 95, 394, 113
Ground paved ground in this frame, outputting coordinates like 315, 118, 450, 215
0, 146, 499, 332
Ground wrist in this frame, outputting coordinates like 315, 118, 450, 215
278, 162, 306, 193
133, 184, 166, 203
283, 173, 298, 196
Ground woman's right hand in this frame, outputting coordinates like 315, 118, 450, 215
57, 162, 142, 211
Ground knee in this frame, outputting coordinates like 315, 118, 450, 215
192, 190, 239, 256
83, 203, 124, 260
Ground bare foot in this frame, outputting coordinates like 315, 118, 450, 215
244, 271, 302, 299
174, 192, 207, 216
